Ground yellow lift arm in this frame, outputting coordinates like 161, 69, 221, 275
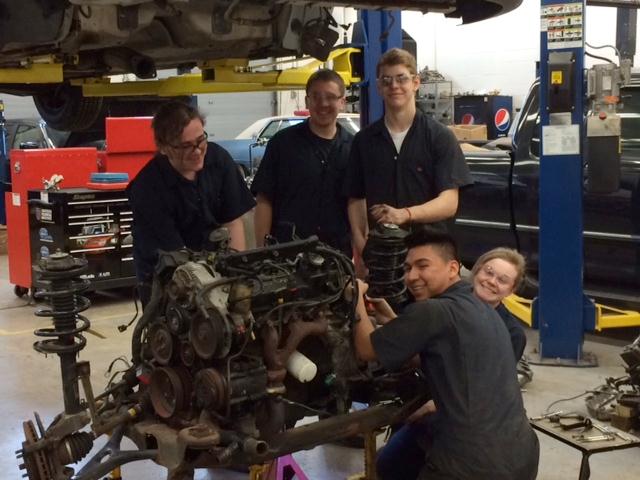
503, 294, 640, 331
0, 48, 361, 96
77, 48, 361, 97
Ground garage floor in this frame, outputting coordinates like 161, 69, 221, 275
2, 252, 640, 480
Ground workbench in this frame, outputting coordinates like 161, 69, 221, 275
530, 416, 640, 480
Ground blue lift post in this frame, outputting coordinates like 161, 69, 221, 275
533, 0, 597, 366
355, 9, 402, 127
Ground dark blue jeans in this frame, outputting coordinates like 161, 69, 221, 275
377, 421, 432, 480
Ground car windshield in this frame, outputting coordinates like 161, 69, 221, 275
338, 116, 359, 135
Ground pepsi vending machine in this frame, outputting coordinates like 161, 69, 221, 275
453, 95, 513, 139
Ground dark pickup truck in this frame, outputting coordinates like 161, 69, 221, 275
453, 80, 640, 310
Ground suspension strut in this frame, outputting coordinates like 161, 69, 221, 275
363, 224, 409, 312
17, 252, 95, 480
32, 251, 92, 414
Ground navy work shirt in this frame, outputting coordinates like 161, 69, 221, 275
371, 280, 539, 479
346, 110, 472, 230
127, 142, 256, 282
251, 120, 353, 255
496, 302, 527, 362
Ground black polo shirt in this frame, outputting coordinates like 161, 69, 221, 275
127, 142, 256, 282
496, 302, 527, 362
250, 120, 353, 255
346, 110, 472, 229
371, 281, 539, 479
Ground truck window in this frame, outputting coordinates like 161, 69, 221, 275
619, 86, 640, 147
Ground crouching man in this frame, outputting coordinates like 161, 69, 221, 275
353, 228, 539, 480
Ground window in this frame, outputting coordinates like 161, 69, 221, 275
13, 124, 46, 149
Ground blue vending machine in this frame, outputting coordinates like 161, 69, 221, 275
454, 95, 513, 139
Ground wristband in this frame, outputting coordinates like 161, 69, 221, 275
405, 207, 412, 224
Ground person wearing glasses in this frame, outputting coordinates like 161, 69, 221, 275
472, 248, 527, 361
472, 247, 533, 386
251, 69, 354, 256
353, 229, 539, 480
127, 101, 255, 307
346, 48, 472, 271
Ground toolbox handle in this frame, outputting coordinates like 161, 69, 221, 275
28, 199, 54, 207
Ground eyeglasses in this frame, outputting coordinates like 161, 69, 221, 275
307, 93, 344, 104
480, 264, 514, 287
171, 132, 208, 153
377, 74, 416, 87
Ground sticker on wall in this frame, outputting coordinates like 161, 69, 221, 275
11, 193, 20, 207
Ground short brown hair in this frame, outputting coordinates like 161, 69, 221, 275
152, 100, 205, 148
471, 248, 527, 289
306, 68, 346, 97
376, 48, 418, 78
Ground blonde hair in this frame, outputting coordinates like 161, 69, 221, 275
471, 248, 526, 290
376, 48, 418, 78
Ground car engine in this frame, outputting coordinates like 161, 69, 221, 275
17, 234, 427, 480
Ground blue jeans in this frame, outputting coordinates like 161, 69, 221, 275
376, 421, 432, 480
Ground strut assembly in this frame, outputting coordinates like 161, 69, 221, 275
363, 224, 409, 312
18, 251, 94, 479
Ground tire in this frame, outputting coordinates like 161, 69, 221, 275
34, 83, 104, 132
14, 285, 29, 298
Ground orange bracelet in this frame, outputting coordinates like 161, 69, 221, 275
405, 207, 412, 223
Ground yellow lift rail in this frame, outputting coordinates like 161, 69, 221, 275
503, 294, 640, 331
76, 47, 361, 97
0, 48, 360, 96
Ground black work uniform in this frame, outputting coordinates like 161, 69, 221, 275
127, 143, 255, 287
496, 302, 527, 362
251, 120, 354, 255
371, 280, 539, 480
346, 110, 472, 231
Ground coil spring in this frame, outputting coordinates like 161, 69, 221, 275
32, 253, 91, 355
364, 224, 409, 311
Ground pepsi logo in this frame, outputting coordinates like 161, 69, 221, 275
494, 108, 511, 132
461, 113, 475, 125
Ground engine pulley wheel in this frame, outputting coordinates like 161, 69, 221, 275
166, 305, 187, 335
148, 323, 174, 365
149, 367, 191, 419
189, 308, 231, 360
179, 340, 196, 367
194, 368, 228, 412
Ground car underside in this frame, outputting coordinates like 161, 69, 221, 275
0, 0, 521, 130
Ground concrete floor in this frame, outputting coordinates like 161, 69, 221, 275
2, 252, 640, 480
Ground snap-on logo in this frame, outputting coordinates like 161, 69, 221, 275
494, 108, 511, 132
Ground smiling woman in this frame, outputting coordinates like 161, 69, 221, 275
471, 247, 528, 363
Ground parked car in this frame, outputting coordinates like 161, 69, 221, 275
452, 79, 640, 310
4, 118, 105, 151
0, 1, 520, 131
216, 112, 359, 176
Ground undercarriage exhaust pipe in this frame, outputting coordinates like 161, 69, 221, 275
102, 47, 157, 79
